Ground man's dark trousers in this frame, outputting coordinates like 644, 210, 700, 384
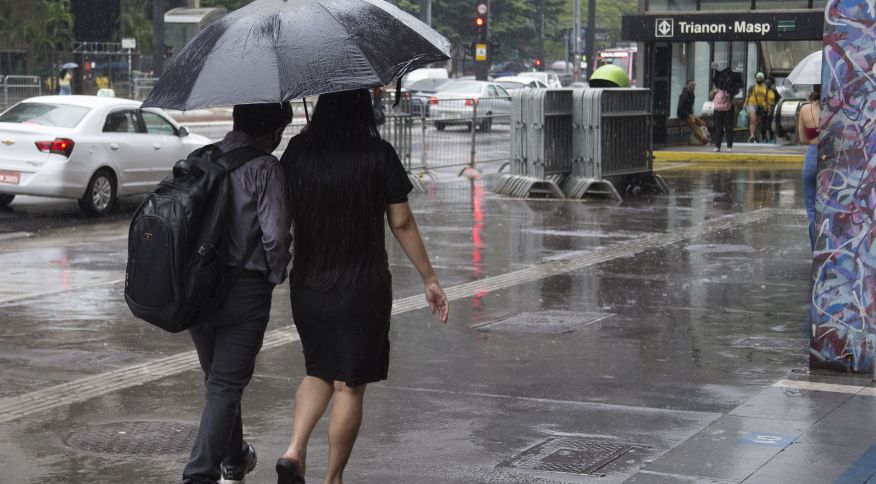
183, 272, 274, 484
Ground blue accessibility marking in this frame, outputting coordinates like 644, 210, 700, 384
835, 441, 876, 484
739, 432, 795, 448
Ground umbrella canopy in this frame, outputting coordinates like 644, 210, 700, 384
61, 62, 79, 69
143, 0, 451, 110
713, 67, 744, 96
787, 51, 822, 86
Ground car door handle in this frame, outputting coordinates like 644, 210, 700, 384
153, 144, 162, 150
109, 143, 119, 150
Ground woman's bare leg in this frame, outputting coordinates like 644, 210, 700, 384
324, 381, 366, 484
282, 376, 334, 475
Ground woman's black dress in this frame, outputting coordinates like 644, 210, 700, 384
283, 139, 413, 387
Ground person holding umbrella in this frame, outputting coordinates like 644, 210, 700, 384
140, 2, 452, 482
787, 51, 822, 250
276, 89, 449, 484
709, 83, 734, 153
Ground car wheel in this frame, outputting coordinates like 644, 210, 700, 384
435, 122, 446, 131
0, 194, 14, 208
79, 169, 117, 216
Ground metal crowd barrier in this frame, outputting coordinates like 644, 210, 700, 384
408, 96, 512, 176
496, 88, 668, 200
0, 76, 42, 112
132, 77, 159, 102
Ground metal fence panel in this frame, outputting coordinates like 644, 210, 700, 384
2, 76, 41, 111
132, 77, 159, 102
572, 88, 652, 179
599, 89, 652, 177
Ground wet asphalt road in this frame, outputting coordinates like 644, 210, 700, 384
2, 161, 871, 483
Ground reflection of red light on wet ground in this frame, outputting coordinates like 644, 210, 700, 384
470, 289, 488, 310
471, 182, 485, 311
471, 181, 484, 276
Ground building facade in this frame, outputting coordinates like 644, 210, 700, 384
622, 0, 825, 145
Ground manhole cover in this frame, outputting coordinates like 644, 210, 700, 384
499, 437, 640, 475
66, 421, 199, 456
475, 311, 613, 334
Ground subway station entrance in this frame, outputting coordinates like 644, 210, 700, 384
622, 10, 823, 145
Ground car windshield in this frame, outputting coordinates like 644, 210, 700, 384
0, 102, 90, 128
498, 81, 525, 90
438, 81, 483, 94
517, 73, 543, 80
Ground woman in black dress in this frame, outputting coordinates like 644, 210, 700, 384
277, 89, 449, 484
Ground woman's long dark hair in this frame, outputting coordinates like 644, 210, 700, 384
287, 89, 387, 290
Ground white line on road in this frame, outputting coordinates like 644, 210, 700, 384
0, 208, 775, 424
773, 379, 876, 396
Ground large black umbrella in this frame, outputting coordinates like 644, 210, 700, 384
142, 0, 451, 110
713, 67, 744, 96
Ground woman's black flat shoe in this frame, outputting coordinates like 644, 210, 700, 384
276, 457, 306, 484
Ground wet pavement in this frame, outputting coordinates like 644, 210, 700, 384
1, 160, 874, 483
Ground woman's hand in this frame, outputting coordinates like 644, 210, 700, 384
425, 281, 449, 324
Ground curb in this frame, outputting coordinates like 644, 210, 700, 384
654, 150, 804, 164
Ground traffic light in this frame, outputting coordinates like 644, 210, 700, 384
474, 3, 488, 40
534, 58, 543, 70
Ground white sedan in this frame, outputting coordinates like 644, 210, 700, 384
0, 95, 211, 215
494, 76, 549, 92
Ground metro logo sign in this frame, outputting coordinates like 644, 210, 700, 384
655, 18, 674, 38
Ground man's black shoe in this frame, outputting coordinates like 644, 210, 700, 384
220, 443, 257, 483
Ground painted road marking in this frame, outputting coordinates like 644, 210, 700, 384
0, 208, 775, 423
773, 379, 875, 395
739, 432, 795, 448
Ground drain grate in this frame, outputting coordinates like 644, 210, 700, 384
66, 421, 199, 456
475, 311, 613, 334
500, 437, 639, 476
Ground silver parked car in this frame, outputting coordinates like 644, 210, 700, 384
428, 80, 512, 132
0, 95, 211, 214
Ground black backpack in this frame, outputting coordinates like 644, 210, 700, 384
125, 144, 264, 333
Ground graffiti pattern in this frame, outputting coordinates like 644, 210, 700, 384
810, 0, 876, 372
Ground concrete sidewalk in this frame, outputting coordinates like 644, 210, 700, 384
1, 162, 874, 483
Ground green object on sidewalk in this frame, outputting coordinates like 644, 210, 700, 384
589, 64, 631, 88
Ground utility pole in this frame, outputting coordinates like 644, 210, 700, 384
585, 0, 596, 79
538, 0, 546, 71
152, 0, 165, 76
419, 0, 431, 26
573, 0, 581, 81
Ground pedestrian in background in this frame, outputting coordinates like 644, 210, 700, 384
745, 72, 777, 143
372, 86, 386, 126
58, 69, 72, 95
761, 77, 781, 143
709, 85, 734, 153
183, 103, 294, 484
278, 89, 448, 484
677, 80, 710, 145
798, 86, 821, 250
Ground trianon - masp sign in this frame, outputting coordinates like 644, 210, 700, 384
623, 11, 823, 42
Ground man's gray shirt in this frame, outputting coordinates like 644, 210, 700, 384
217, 131, 292, 285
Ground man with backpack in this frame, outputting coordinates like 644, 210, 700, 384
182, 103, 293, 484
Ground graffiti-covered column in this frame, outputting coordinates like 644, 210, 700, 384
810, 1, 876, 372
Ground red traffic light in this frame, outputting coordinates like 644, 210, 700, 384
475, 16, 485, 27
534, 58, 542, 67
